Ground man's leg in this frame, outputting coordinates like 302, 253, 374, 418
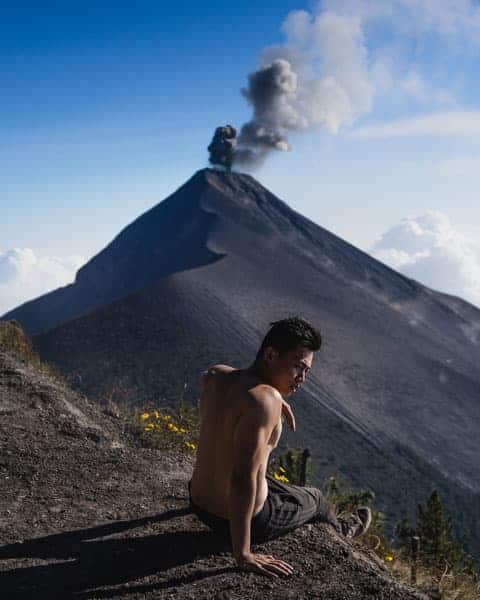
251, 474, 342, 543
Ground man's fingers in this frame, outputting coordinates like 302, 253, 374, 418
250, 563, 278, 578
240, 555, 294, 578
265, 563, 292, 577
273, 560, 294, 574
261, 555, 293, 571
261, 558, 293, 576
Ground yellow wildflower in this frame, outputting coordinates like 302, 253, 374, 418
278, 466, 286, 473
140, 413, 150, 420
153, 410, 160, 419
179, 427, 187, 433
384, 555, 394, 562
162, 415, 171, 421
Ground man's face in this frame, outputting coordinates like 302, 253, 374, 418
263, 344, 313, 397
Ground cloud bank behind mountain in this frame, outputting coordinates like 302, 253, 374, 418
370, 211, 480, 308
0, 248, 85, 315
2, 210, 479, 317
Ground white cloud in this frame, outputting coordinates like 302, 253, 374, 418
252, 0, 479, 145
321, 0, 480, 42
369, 211, 480, 307
274, 0, 480, 141
400, 70, 454, 105
259, 8, 374, 135
0, 248, 85, 316
350, 111, 480, 139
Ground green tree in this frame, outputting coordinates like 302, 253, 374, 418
394, 516, 416, 554
416, 489, 465, 571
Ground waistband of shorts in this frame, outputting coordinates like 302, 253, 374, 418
188, 478, 271, 525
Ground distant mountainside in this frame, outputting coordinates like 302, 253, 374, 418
3, 168, 480, 557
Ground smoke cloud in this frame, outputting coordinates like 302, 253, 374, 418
209, 7, 373, 168
208, 0, 479, 168
0, 248, 85, 315
207, 125, 237, 170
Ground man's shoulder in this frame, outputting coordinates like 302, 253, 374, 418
240, 385, 282, 428
246, 382, 282, 407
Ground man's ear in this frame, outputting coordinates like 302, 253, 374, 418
264, 346, 279, 364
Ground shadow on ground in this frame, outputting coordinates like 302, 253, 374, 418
0, 507, 237, 599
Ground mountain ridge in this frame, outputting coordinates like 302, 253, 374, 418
3, 168, 436, 335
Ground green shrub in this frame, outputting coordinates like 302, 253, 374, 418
128, 396, 200, 454
268, 447, 313, 485
0, 320, 60, 378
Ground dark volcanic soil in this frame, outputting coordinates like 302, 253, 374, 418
0, 350, 427, 599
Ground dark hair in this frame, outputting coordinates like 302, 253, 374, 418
255, 316, 321, 362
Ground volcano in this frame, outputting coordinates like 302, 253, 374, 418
3, 168, 480, 556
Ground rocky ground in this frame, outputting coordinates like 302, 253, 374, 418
0, 348, 429, 599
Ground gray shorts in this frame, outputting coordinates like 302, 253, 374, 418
188, 473, 340, 547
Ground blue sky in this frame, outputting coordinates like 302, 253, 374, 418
2, 0, 480, 314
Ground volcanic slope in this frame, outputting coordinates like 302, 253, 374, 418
4, 168, 480, 557
0, 337, 426, 600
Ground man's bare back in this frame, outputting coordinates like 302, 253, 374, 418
187, 319, 370, 579
189, 364, 283, 520
188, 319, 322, 579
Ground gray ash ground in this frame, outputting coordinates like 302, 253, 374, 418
0, 350, 427, 599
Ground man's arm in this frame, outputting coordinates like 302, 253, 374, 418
228, 387, 293, 578
281, 398, 296, 432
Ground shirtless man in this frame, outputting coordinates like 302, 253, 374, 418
188, 316, 372, 579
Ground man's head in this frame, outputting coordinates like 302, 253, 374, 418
254, 316, 321, 397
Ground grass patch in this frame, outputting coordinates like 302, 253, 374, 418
389, 555, 480, 599
127, 397, 200, 455
0, 320, 62, 379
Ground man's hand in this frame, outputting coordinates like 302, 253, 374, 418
281, 399, 296, 432
236, 552, 294, 578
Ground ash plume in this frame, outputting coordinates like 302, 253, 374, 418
207, 125, 237, 170
235, 58, 301, 166
208, 7, 374, 169
208, 60, 301, 169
